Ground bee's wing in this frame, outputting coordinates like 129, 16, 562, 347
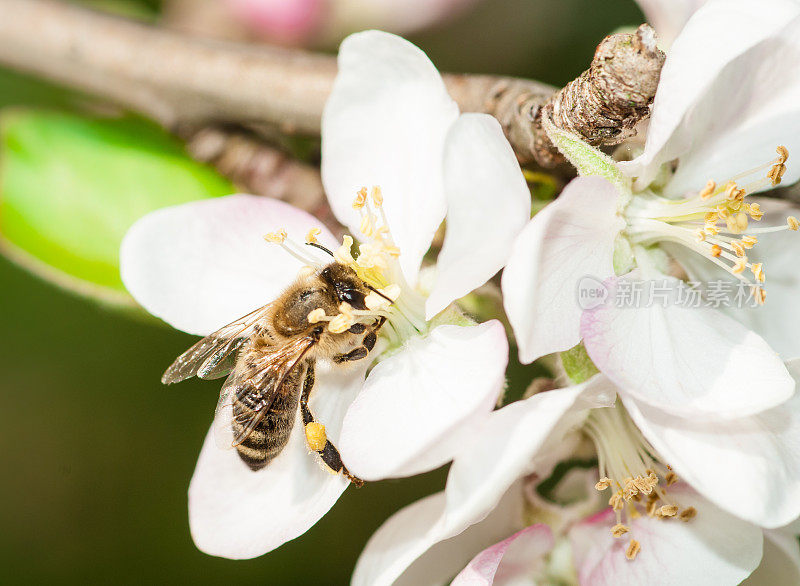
212, 335, 315, 450
161, 303, 274, 384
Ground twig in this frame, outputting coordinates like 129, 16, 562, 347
0, 0, 662, 167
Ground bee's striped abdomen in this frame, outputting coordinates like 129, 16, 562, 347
233, 367, 303, 471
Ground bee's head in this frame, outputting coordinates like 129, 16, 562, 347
319, 262, 370, 310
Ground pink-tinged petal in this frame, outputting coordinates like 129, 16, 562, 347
426, 114, 530, 319
501, 176, 623, 364
188, 362, 365, 559
622, 365, 800, 528
444, 376, 616, 532
570, 490, 763, 586
339, 321, 508, 480
120, 195, 338, 336
352, 484, 525, 586
581, 273, 793, 419
452, 525, 554, 586
635, 0, 708, 46
621, 0, 800, 189
322, 31, 459, 285
745, 528, 800, 585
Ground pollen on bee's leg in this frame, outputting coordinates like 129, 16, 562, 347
307, 308, 327, 323
305, 422, 327, 452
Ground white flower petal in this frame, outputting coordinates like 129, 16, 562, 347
635, 0, 708, 46
120, 194, 337, 336
444, 376, 616, 531
321, 30, 459, 284
622, 366, 800, 528
581, 274, 793, 418
339, 321, 508, 480
452, 525, 554, 586
745, 528, 800, 586
570, 490, 763, 585
188, 362, 365, 559
425, 113, 530, 319
621, 0, 800, 188
352, 484, 525, 586
502, 176, 623, 364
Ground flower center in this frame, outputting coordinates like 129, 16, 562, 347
583, 405, 696, 561
265, 186, 427, 345
623, 146, 797, 304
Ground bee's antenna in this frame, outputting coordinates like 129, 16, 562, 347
306, 242, 335, 257
366, 284, 394, 303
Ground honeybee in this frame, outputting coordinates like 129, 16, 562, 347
162, 254, 390, 486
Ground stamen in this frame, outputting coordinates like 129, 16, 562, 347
699, 180, 716, 199
679, 507, 697, 522
657, 505, 678, 517
611, 524, 629, 538
595, 477, 612, 491
788, 216, 799, 231
625, 540, 641, 561
305, 228, 322, 244
264, 229, 287, 243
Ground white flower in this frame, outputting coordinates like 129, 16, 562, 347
119, 30, 530, 559
351, 362, 800, 585
502, 0, 800, 419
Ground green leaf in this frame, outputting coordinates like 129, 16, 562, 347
560, 342, 599, 384
0, 110, 235, 308
542, 116, 631, 196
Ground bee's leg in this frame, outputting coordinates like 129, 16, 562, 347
333, 316, 386, 363
300, 363, 364, 487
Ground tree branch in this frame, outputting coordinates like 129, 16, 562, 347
0, 0, 662, 168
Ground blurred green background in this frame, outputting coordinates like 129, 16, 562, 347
0, 0, 642, 583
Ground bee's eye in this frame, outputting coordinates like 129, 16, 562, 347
337, 287, 366, 309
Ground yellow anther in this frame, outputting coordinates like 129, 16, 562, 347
726, 212, 749, 233
364, 292, 391, 311
657, 505, 679, 517
751, 263, 765, 283
679, 507, 698, 522
307, 308, 326, 324
699, 180, 716, 199
625, 539, 641, 561
609, 492, 624, 511
370, 186, 384, 206
731, 241, 746, 257
611, 524, 629, 538
305, 422, 327, 452
264, 229, 287, 243
741, 235, 758, 248
768, 163, 787, 185
749, 203, 764, 221
710, 244, 722, 257
732, 258, 747, 274
752, 286, 767, 305
595, 477, 612, 491
305, 227, 322, 244
353, 187, 368, 209
695, 230, 706, 243
716, 205, 730, 219
705, 211, 719, 224
788, 216, 800, 231
777, 145, 789, 164
704, 225, 720, 236
724, 181, 740, 200
665, 472, 678, 486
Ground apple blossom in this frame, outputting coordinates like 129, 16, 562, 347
119, 30, 529, 559
351, 361, 800, 585
503, 0, 800, 420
